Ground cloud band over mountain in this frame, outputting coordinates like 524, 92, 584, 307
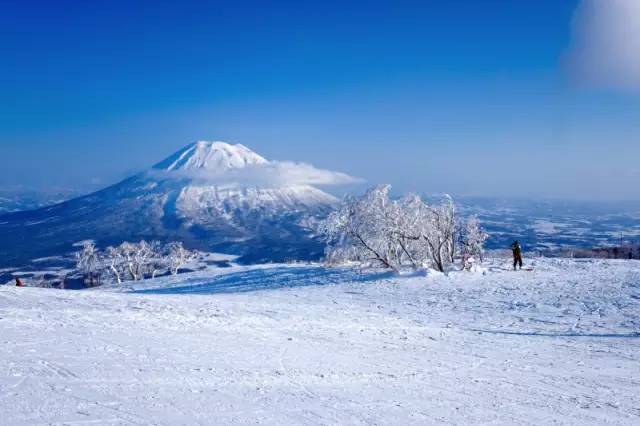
149, 160, 363, 188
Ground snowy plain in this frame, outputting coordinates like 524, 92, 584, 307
1, 258, 639, 425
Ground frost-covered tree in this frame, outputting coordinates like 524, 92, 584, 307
460, 216, 488, 269
423, 195, 457, 271
24, 274, 53, 288
102, 241, 159, 281
117, 242, 139, 281
140, 241, 164, 278
320, 185, 402, 272
165, 241, 196, 275
319, 186, 462, 272
76, 241, 100, 286
85, 240, 200, 285
120, 241, 150, 280
103, 245, 126, 284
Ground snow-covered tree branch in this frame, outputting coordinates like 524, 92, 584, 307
74, 240, 201, 286
165, 242, 196, 275
319, 186, 485, 272
459, 216, 489, 269
76, 241, 100, 287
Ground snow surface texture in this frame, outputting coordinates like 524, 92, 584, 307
1, 258, 638, 425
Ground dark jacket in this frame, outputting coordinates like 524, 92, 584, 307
511, 242, 522, 258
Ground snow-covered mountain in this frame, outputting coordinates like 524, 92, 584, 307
0, 141, 339, 267
154, 141, 269, 171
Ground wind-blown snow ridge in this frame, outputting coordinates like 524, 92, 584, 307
153, 141, 268, 172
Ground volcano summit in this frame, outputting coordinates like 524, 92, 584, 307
0, 141, 347, 266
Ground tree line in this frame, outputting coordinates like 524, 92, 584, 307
558, 245, 640, 260
76, 240, 198, 287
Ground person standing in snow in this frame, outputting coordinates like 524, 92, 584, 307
511, 240, 523, 270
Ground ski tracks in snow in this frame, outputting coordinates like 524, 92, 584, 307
0, 258, 638, 424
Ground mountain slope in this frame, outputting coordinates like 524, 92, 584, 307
0, 141, 337, 267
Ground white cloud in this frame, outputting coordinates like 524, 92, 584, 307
149, 161, 362, 188
566, 0, 640, 91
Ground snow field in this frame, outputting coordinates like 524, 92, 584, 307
0, 258, 638, 425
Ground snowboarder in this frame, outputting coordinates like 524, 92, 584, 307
511, 240, 523, 270
14, 276, 23, 287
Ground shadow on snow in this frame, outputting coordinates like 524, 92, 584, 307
131, 266, 392, 295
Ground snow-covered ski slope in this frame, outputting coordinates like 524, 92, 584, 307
1, 258, 638, 425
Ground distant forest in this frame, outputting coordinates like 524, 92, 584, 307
558, 245, 640, 260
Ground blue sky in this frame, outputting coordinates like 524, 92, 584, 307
1, 0, 639, 200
